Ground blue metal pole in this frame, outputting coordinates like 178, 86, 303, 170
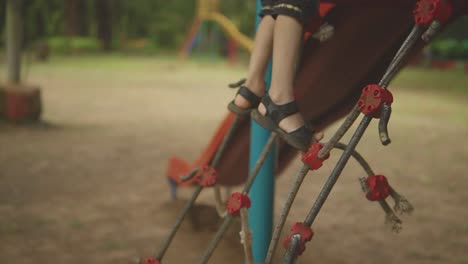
248, 1, 275, 262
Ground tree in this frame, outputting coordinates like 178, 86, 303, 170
6, 0, 22, 83
95, 0, 113, 51
64, 0, 87, 36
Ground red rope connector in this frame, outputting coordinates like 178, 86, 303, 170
194, 165, 217, 187
283, 222, 314, 256
141, 258, 161, 264
301, 143, 330, 171
365, 175, 392, 201
357, 84, 393, 118
414, 0, 453, 26
226, 192, 251, 216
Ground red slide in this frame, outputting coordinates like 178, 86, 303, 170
167, 1, 467, 187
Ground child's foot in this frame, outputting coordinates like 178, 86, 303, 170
228, 79, 265, 115
253, 94, 313, 151
257, 98, 305, 133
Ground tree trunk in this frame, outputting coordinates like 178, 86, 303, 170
95, 0, 113, 51
64, 0, 87, 36
6, 0, 22, 84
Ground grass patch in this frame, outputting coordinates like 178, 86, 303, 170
394, 67, 468, 95
8, 53, 247, 77
0, 216, 54, 235
68, 219, 85, 230
2, 54, 465, 97
31, 217, 55, 228
0, 222, 21, 235
100, 239, 128, 251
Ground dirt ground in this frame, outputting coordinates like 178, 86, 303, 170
0, 56, 467, 264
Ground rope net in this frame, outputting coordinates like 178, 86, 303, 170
142, 1, 453, 263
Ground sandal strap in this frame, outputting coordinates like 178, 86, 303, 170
289, 125, 311, 138
228, 78, 247, 88
238, 86, 261, 107
263, 94, 299, 124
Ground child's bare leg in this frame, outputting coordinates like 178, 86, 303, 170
259, 15, 304, 132
234, 15, 275, 109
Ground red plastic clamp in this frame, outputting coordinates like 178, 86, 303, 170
414, 0, 453, 26
301, 143, 330, 171
283, 222, 314, 256
365, 175, 392, 201
357, 84, 393, 118
194, 165, 217, 187
226, 192, 251, 216
141, 258, 161, 264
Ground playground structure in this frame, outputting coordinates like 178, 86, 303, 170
145, 1, 468, 263
178, 0, 254, 61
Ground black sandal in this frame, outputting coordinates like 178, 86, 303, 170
227, 85, 262, 116
251, 94, 312, 151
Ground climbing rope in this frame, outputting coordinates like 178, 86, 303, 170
265, 142, 384, 263
150, 102, 243, 263
281, 26, 419, 262
280, 1, 450, 260
198, 134, 277, 264
239, 207, 254, 264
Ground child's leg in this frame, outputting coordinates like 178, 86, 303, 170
233, 13, 275, 110
259, 1, 318, 133
261, 15, 304, 132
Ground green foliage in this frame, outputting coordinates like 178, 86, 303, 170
5, 0, 465, 56
115, 0, 196, 48
394, 68, 468, 95
47, 36, 100, 54
462, 40, 468, 53
437, 16, 468, 41
7, 0, 258, 53
0, 0, 4, 46
430, 39, 468, 59
430, 17, 468, 60
431, 39, 462, 59
220, 1, 256, 37
23, 0, 65, 41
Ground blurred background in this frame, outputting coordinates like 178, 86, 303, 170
0, 0, 257, 60
0, 1, 467, 264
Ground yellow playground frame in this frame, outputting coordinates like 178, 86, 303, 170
178, 0, 254, 58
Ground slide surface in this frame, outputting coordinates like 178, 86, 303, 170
168, 2, 466, 186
